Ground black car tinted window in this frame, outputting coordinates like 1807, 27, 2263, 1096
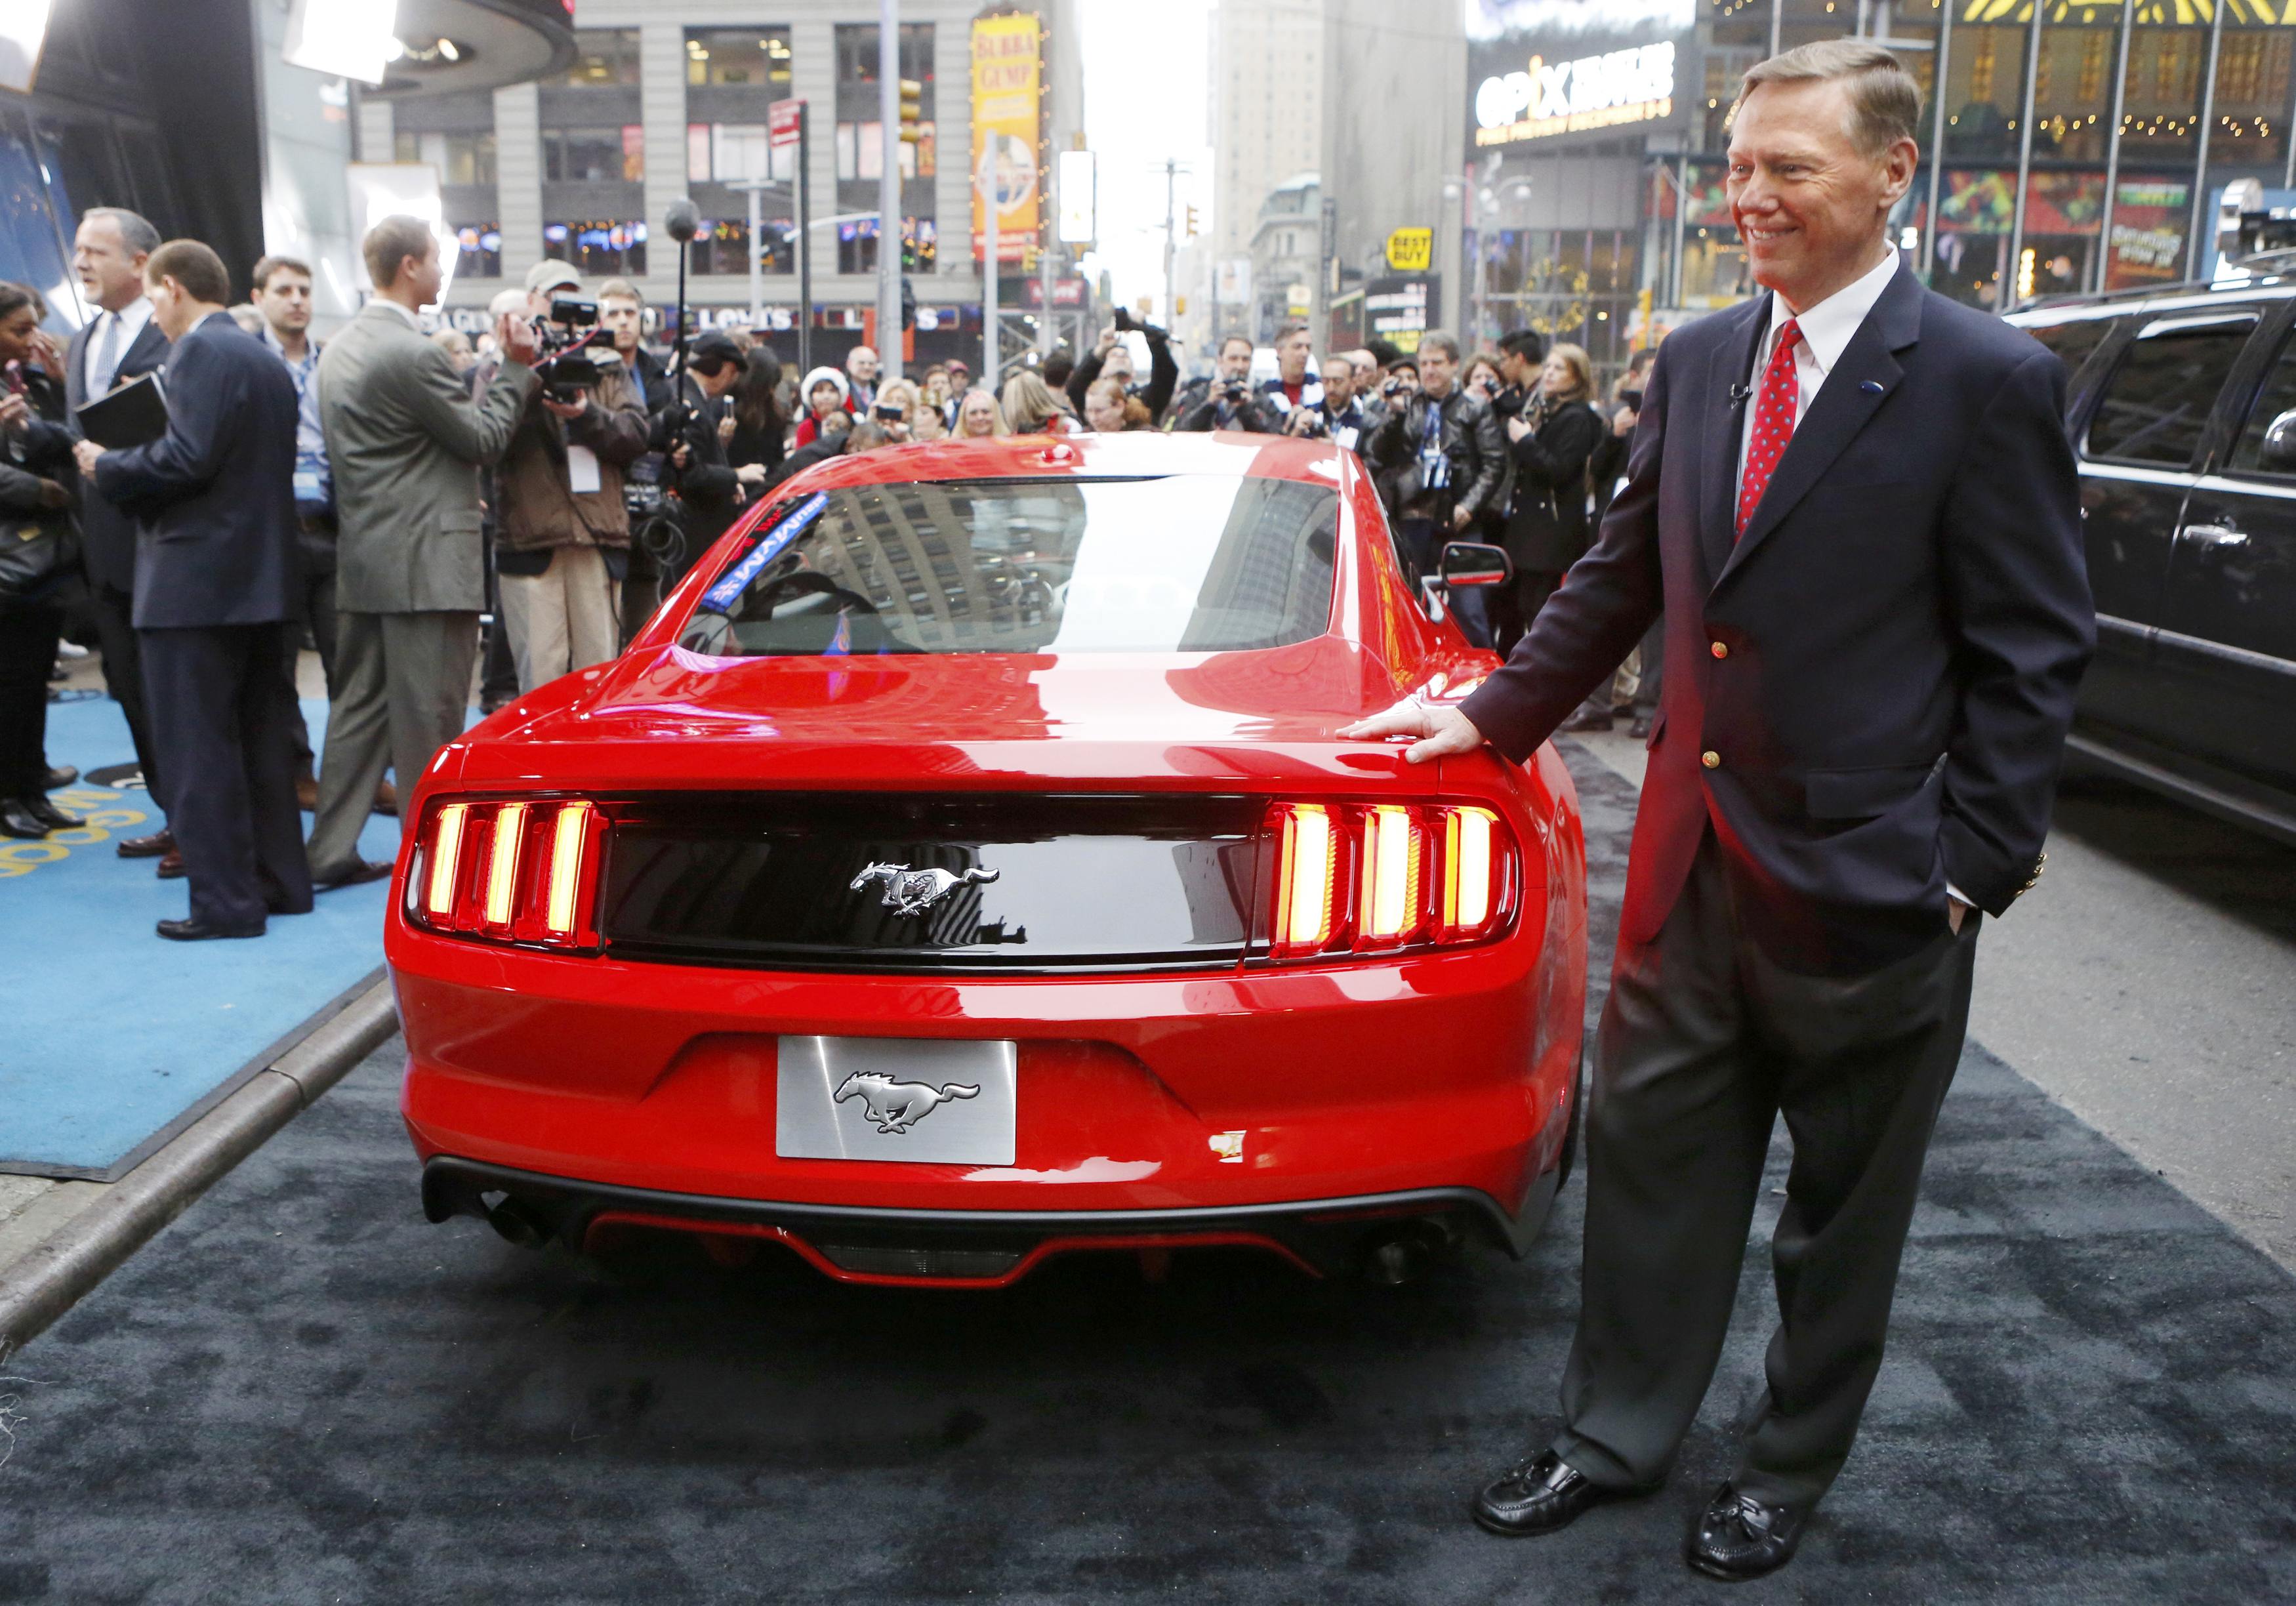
2086, 318, 2255, 467
2228, 326, 2296, 476
2024, 317, 2112, 387
679, 475, 1340, 659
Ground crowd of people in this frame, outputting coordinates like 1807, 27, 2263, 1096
0, 205, 1660, 938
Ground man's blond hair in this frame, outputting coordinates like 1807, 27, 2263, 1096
1731, 39, 1921, 155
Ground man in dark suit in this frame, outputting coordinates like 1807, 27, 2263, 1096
1345, 42, 2093, 1580
79, 239, 311, 940
64, 206, 174, 867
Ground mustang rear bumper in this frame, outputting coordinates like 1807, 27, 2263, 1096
422, 1156, 1561, 1285
390, 906, 1584, 1282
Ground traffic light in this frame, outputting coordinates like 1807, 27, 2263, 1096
901, 274, 916, 331
898, 79, 924, 144
1185, 203, 1200, 238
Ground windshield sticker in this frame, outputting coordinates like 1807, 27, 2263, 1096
698, 492, 830, 613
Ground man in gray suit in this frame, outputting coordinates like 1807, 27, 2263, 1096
305, 216, 537, 886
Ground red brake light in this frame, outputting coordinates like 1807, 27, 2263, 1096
407, 797, 607, 951
1265, 800, 1517, 960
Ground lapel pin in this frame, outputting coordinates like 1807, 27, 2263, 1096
1860, 380, 1885, 394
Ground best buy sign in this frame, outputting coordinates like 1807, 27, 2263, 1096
1386, 228, 1433, 272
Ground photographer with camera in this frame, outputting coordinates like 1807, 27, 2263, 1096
1174, 335, 1282, 433
1065, 306, 1178, 426
1294, 355, 1372, 450
1262, 324, 1323, 430
1363, 332, 1508, 593
660, 332, 755, 585
491, 261, 649, 693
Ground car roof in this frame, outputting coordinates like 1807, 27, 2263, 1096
2011, 267, 2296, 329
765, 430, 1349, 497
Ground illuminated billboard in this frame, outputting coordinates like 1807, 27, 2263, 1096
971, 12, 1042, 264
1475, 40, 1675, 145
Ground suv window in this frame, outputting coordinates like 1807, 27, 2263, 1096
2024, 316, 2112, 386
2228, 326, 2296, 476
2085, 317, 2255, 468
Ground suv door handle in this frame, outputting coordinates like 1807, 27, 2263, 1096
2179, 522, 2250, 548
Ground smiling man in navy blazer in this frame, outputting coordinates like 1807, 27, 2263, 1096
1346, 41, 2094, 1580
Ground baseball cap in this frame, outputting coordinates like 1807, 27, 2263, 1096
523, 258, 581, 295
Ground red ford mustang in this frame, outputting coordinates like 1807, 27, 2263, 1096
390, 430, 1588, 1288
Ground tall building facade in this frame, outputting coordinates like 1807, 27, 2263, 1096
359, 0, 1083, 369
1210, 0, 1324, 262
1459, 0, 2296, 377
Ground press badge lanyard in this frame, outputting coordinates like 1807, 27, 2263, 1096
1418, 398, 1450, 490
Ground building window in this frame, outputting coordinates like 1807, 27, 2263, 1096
545, 220, 648, 278
835, 121, 935, 181
836, 215, 935, 276
686, 28, 792, 87
691, 216, 798, 276
565, 30, 642, 87
834, 23, 936, 272
453, 222, 502, 279
395, 130, 497, 187
834, 22, 935, 84
687, 122, 799, 185
544, 127, 644, 184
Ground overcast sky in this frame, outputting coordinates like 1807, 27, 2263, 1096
1073, 0, 1216, 316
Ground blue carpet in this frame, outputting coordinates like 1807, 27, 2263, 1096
0, 690, 401, 1179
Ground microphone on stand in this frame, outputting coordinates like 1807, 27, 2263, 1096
665, 198, 700, 382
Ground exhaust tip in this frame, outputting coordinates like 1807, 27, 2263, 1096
482, 1193, 550, 1248
1355, 1217, 1461, 1286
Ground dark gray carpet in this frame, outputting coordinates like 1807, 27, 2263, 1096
3, 746, 2293, 1605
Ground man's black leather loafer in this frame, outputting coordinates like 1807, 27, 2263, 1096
1471, 1450, 1658, 1537
156, 917, 265, 941
1684, 1481, 1809, 1581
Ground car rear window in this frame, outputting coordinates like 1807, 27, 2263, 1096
679, 475, 1339, 658
2085, 317, 2254, 467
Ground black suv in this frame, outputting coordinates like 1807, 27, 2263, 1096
2011, 276, 2296, 848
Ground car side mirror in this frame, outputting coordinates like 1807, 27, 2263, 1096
1439, 541, 1513, 587
2261, 408, 2296, 470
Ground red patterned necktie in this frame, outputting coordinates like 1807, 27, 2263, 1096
1735, 318, 1802, 541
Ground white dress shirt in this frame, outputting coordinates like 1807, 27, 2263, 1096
1734, 247, 1901, 500
373, 297, 424, 331
82, 295, 155, 397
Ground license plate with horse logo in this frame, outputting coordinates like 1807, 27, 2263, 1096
775, 1037, 1018, 1164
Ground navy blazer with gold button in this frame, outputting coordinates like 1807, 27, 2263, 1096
1458, 264, 2095, 971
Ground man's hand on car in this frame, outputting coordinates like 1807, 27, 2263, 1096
1338, 699, 1487, 766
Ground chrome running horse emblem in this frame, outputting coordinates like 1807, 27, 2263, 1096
834, 1071, 981, 1134
849, 861, 1001, 916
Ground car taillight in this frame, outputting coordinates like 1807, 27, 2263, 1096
1264, 800, 1518, 960
405, 797, 607, 951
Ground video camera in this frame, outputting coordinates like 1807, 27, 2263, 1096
531, 295, 612, 403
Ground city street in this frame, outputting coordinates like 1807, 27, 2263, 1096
3, 745, 2291, 1604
